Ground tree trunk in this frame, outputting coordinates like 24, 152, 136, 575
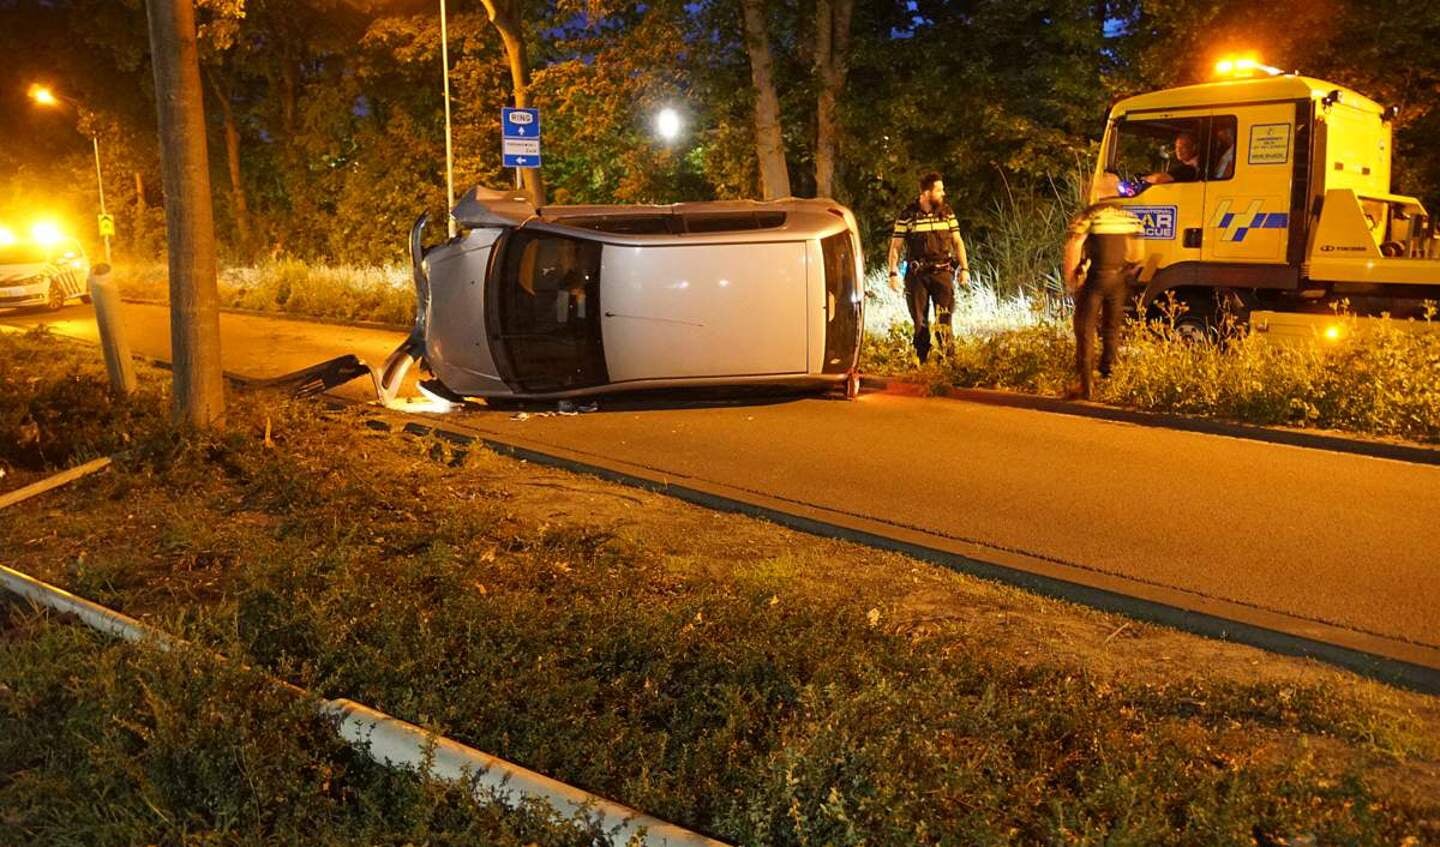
814, 0, 854, 199
145, 0, 225, 427
479, 0, 546, 205
739, 0, 790, 199
206, 70, 253, 260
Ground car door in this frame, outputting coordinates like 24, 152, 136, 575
424, 227, 510, 394
600, 240, 809, 382
1203, 105, 1296, 264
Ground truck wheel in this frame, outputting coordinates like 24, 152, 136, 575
1173, 315, 1214, 344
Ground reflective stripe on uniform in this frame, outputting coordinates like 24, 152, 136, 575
1068, 203, 1142, 238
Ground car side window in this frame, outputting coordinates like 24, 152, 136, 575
495, 229, 607, 391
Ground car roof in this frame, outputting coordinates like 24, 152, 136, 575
451, 187, 854, 242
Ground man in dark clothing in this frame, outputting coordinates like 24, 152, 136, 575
1063, 171, 1144, 400
887, 171, 970, 363
1145, 131, 1201, 184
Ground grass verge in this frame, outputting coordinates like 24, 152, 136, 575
864, 282, 1440, 444
3, 330, 1439, 845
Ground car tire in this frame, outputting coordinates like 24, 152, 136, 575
46, 281, 66, 311
80, 293, 92, 304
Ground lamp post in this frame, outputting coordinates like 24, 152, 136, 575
28, 85, 112, 264
439, 0, 457, 237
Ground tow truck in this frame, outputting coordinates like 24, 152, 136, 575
1095, 57, 1440, 341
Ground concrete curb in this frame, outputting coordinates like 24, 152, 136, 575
862, 375, 1440, 467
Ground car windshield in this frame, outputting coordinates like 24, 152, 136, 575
0, 244, 51, 265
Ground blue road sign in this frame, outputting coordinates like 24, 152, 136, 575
502, 108, 540, 138
502, 108, 541, 168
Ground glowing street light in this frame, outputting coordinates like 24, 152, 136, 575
28, 83, 111, 263
28, 84, 59, 107
655, 107, 682, 142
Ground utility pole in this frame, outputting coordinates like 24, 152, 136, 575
145, 0, 225, 426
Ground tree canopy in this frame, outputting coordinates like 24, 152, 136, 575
1, 0, 1435, 264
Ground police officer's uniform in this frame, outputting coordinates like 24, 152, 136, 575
1068, 202, 1142, 397
892, 200, 962, 363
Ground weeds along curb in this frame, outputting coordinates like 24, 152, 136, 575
0, 562, 731, 847
861, 375, 1440, 468
0, 457, 112, 511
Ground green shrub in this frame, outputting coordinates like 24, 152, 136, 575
865, 308, 1440, 442
0, 327, 169, 472
0, 605, 604, 846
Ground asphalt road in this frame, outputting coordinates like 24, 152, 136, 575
7, 301, 1439, 675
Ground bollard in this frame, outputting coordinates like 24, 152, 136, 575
88, 264, 137, 396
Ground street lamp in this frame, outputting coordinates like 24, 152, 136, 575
655, 107, 682, 143
28, 84, 112, 264
438, 0, 456, 237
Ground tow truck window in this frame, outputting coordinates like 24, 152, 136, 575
1109, 116, 1239, 186
1207, 115, 1238, 181
495, 230, 607, 393
1110, 116, 1208, 187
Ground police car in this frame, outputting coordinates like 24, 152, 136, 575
379, 188, 865, 402
0, 225, 90, 311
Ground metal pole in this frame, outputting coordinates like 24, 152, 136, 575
439, 0, 456, 238
88, 266, 136, 396
92, 134, 111, 264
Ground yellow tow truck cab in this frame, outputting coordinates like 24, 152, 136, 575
1095, 71, 1440, 336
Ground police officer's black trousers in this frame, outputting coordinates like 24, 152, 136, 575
905, 270, 955, 363
1072, 271, 1128, 395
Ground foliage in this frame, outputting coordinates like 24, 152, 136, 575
0, 606, 606, 845
4, 0, 1435, 269
0, 327, 170, 474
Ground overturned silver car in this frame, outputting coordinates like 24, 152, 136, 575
381, 189, 865, 402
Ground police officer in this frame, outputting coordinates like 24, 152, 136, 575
888, 171, 970, 363
1062, 170, 1144, 400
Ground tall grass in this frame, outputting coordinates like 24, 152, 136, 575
115, 259, 414, 326
863, 176, 1440, 443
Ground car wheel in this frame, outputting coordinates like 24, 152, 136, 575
80, 293, 92, 304
46, 280, 66, 311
